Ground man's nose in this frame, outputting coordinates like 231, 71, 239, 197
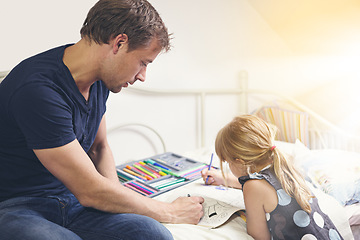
136, 68, 146, 82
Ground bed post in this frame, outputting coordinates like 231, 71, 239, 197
239, 70, 248, 114
200, 92, 206, 148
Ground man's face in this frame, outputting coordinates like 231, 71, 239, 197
101, 38, 162, 93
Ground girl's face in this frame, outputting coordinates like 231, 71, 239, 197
227, 160, 247, 178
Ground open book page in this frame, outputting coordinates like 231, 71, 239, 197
198, 196, 245, 228
154, 179, 246, 228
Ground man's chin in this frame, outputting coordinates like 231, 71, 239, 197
109, 86, 123, 93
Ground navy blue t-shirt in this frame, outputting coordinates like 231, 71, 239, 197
0, 45, 109, 202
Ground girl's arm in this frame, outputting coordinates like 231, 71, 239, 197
243, 179, 276, 240
201, 169, 242, 189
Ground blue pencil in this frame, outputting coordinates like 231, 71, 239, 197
205, 153, 214, 184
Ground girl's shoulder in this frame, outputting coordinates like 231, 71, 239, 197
242, 178, 276, 198
241, 175, 278, 213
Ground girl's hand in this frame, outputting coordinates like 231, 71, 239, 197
201, 169, 225, 186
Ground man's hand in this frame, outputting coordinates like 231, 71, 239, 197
168, 196, 204, 224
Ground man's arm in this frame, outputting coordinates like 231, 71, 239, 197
33, 115, 203, 224
87, 115, 118, 183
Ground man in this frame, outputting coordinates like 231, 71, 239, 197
0, 0, 204, 239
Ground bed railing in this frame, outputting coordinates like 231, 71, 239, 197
1, 70, 359, 152
126, 71, 360, 152
126, 71, 249, 148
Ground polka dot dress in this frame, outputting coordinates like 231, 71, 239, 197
239, 169, 343, 240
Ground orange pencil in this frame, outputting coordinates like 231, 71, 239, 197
122, 168, 147, 180
126, 165, 152, 180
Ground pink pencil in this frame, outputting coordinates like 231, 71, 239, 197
183, 171, 202, 179
181, 166, 207, 178
127, 182, 153, 195
124, 183, 148, 196
133, 181, 158, 194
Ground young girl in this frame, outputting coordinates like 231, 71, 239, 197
201, 115, 343, 240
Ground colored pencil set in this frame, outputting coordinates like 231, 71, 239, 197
116, 152, 209, 197
125, 160, 168, 180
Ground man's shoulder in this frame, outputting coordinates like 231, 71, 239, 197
3, 44, 74, 94
31, 44, 73, 60
24, 44, 72, 73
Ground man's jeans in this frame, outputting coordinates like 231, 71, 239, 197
0, 193, 173, 240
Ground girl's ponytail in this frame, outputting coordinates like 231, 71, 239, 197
272, 148, 313, 213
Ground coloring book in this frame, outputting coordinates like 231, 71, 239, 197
155, 181, 246, 228
198, 195, 246, 228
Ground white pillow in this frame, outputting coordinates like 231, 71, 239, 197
345, 203, 360, 225
309, 183, 355, 239
293, 140, 360, 206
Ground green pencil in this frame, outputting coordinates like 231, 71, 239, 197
156, 178, 186, 189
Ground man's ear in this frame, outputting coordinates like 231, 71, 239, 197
112, 33, 128, 53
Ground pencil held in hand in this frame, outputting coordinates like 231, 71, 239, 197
205, 153, 214, 184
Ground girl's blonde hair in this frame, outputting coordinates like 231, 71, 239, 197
215, 115, 313, 213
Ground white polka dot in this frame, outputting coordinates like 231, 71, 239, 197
277, 189, 291, 206
266, 213, 270, 221
329, 229, 341, 240
313, 212, 324, 228
293, 210, 310, 227
301, 234, 318, 240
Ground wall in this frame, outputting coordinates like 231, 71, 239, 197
105, 0, 301, 163
0, 1, 97, 70
1, 1, 357, 164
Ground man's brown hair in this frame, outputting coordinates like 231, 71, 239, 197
80, 0, 171, 52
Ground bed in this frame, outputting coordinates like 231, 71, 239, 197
104, 71, 360, 240
1, 70, 359, 239
155, 141, 359, 240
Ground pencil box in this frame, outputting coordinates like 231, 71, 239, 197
116, 152, 210, 198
